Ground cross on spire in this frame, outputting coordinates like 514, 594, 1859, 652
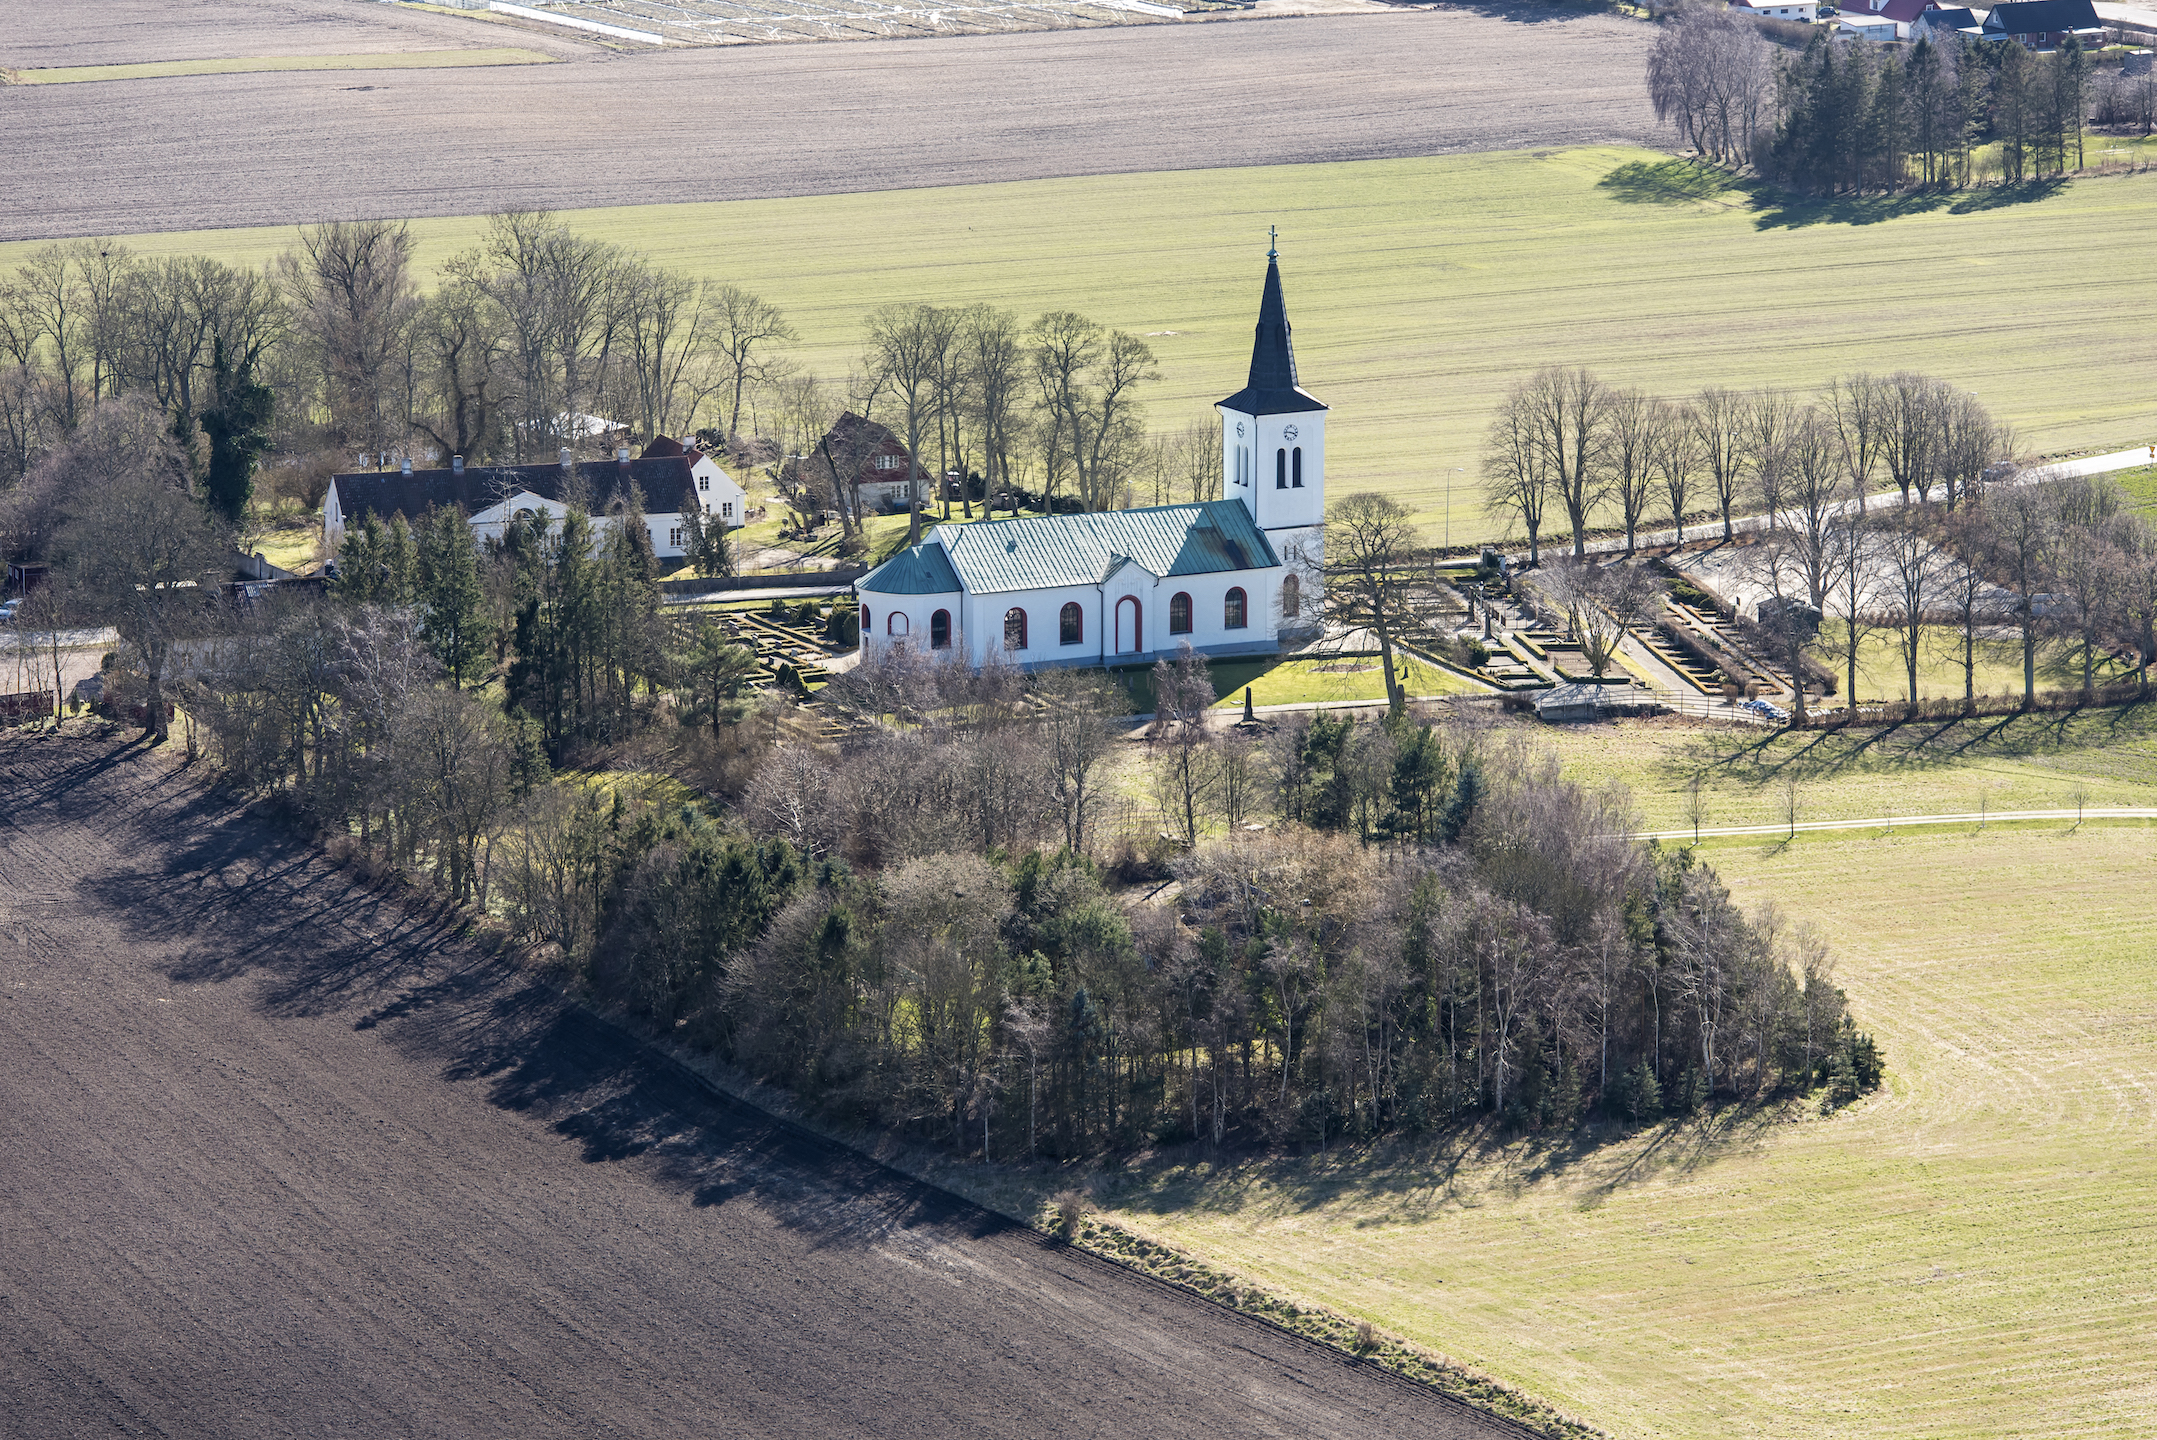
1268, 225, 1278, 261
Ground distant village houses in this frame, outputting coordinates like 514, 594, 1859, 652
322, 438, 746, 563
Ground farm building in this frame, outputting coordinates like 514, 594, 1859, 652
1981, 0, 2105, 46
854, 242, 1325, 672
323, 440, 745, 561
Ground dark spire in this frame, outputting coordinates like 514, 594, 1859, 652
1218, 235, 1327, 417
1246, 250, 1298, 394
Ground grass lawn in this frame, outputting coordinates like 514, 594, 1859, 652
2110, 462, 2157, 514
16, 148, 2151, 543
1, 49, 556, 84
1530, 704, 2157, 831
1824, 625, 2129, 707
1090, 824, 2157, 1439
249, 520, 322, 575
1209, 655, 1488, 710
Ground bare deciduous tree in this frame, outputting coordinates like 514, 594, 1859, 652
1322, 492, 1430, 714
1647, 6, 1777, 163
283, 219, 419, 460
707, 284, 795, 445
60, 447, 227, 741
1695, 386, 1749, 541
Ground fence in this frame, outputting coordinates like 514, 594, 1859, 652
660, 567, 865, 598
0, 690, 57, 725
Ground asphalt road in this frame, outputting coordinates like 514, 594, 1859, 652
0, 734, 1521, 1440
2, 7, 1662, 240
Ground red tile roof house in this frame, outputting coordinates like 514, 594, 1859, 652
784, 412, 918, 517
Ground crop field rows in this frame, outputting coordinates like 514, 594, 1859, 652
0, 737, 1512, 1440
534, 0, 1172, 43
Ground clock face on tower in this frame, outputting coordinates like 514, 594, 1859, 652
1235, 422, 1245, 438
1283, 425, 1298, 441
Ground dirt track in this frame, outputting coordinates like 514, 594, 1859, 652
0, 735, 1519, 1440
3, 7, 1660, 241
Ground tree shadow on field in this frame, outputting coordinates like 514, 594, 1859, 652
1106, 1102, 1787, 1230
62, 745, 1007, 1258
1749, 188, 1957, 229
1948, 177, 2070, 213
1597, 159, 1748, 206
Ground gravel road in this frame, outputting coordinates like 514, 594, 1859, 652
3, 8, 1661, 240
0, 734, 1520, 1440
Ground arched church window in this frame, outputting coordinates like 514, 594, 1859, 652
1004, 608, 1028, 651
888, 611, 909, 637
861, 605, 871, 637
931, 610, 951, 649
1060, 602, 1083, 645
1224, 587, 1248, 630
1281, 573, 1300, 619
1276, 449, 1287, 489
1169, 592, 1193, 635
1293, 447, 1303, 488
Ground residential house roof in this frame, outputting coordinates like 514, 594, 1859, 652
1845, 0, 1932, 24
1914, 6, 1979, 28
1218, 254, 1327, 418
1983, 0, 2102, 31
330, 449, 704, 527
871, 500, 1279, 597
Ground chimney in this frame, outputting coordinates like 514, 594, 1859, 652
559, 447, 573, 470
452, 455, 464, 476
617, 446, 631, 465
401, 458, 413, 477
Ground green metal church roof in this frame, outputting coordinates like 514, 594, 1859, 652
857, 541, 962, 595
858, 500, 1280, 599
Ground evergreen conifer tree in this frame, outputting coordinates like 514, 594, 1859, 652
198, 337, 274, 524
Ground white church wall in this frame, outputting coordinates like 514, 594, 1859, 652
949, 569, 1283, 672
858, 588, 963, 661
1218, 408, 1326, 539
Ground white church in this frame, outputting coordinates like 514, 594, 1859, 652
855, 244, 1326, 671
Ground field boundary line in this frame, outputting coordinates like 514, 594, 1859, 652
1637, 806, 2157, 840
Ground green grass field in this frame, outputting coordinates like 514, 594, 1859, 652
1063, 712, 2157, 1436
1533, 705, 2157, 832
1094, 822, 2157, 1438
13, 147, 2151, 542
1, 49, 556, 84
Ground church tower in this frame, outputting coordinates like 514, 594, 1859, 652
1217, 234, 1325, 631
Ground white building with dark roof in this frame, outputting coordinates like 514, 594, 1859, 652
323, 440, 744, 561
854, 243, 1326, 671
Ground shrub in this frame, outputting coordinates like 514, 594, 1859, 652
1052, 1189, 1091, 1241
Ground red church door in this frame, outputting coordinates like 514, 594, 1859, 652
1115, 597, 1142, 655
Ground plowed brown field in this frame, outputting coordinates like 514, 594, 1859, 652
0, 734, 1518, 1440
3, 8, 1660, 240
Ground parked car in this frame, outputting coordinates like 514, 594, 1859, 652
0, 599, 21, 625
1742, 697, 1790, 722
